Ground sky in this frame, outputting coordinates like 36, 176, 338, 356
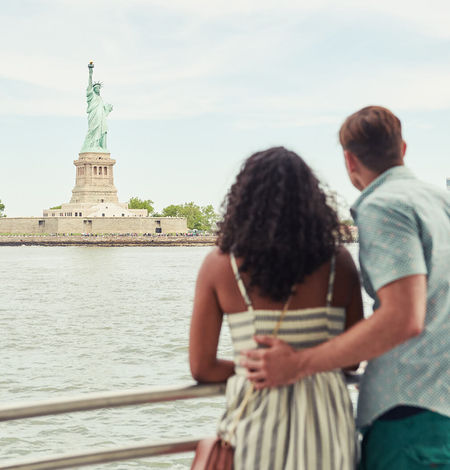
1, 0, 449, 217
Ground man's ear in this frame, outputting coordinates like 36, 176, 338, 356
401, 141, 407, 160
344, 150, 358, 173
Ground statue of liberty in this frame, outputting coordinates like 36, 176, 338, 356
80, 62, 113, 153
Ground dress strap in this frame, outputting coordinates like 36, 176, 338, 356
230, 253, 253, 311
326, 254, 336, 307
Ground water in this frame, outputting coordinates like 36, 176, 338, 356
0, 244, 371, 468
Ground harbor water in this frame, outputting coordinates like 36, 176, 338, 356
0, 244, 371, 469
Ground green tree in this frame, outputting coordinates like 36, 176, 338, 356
340, 218, 354, 226
0, 199, 5, 217
200, 204, 220, 231
50, 205, 62, 210
162, 203, 202, 229
160, 204, 180, 218
128, 197, 155, 216
181, 202, 204, 230
161, 202, 219, 231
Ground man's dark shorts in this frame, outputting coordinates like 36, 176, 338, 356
359, 409, 450, 469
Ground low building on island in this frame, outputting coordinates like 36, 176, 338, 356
0, 62, 187, 235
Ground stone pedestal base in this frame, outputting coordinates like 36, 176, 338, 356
70, 152, 119, 204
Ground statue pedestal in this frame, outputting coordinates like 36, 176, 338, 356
70, 152, 119, 204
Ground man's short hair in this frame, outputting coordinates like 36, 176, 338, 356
339, 106, 403, 173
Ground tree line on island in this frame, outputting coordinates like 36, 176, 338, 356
128, 197, 219, 232
0, 198, 219, 232
27, 198, 219, 232
47, 198, 220, 232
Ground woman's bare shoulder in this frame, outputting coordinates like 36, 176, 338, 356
196, 248, 233, 297
335, 245, 358, 273
334, 246, 360, 293
329, 246, 360, 307
198, 247, 230, 276
202, 246, 229, 264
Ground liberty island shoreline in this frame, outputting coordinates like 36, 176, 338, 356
0, 234, 217, 247
0, 232, 358, 247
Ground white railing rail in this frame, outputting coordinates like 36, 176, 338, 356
0, 383, 226, 422
0, 438, 201, 470
0, 375, 360, 470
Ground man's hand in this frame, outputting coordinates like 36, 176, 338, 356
242, 336, 310, 389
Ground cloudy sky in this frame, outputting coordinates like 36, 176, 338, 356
1, 0, 449, 217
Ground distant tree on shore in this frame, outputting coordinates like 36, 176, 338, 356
126, 197, 219, 230
0, 199, 5, 217
340, 218, 354, 226
201, 204, 220, 231
161, 202, 219, 231
50, 205, 62, 210
128, 197, 155, 216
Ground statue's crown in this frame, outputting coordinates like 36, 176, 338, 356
93, 81, 103, 88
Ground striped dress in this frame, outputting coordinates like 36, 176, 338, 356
217, 254, 356, 470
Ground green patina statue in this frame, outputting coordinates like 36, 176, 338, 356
80, 62, 113, 153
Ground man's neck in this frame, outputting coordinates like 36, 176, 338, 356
358, 163, 404, 190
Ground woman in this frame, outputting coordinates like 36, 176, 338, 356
189, 147, 363, 469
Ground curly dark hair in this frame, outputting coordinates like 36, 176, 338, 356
216, 147, 344, 302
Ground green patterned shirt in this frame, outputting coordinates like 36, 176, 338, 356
351, 166, 450, 428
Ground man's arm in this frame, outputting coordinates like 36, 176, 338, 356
243, 274, 426, 389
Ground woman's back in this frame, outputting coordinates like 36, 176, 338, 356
210, 246, 357, 314
212, 249, 357, 469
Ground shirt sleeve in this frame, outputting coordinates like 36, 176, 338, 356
357, 199, 428, 292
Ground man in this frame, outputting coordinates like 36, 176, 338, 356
243, 106, 450, 468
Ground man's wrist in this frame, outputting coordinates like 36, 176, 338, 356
293, 348, 316, 381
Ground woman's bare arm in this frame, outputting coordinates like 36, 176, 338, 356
189, 250, 235, 382
338, 248, 364, 370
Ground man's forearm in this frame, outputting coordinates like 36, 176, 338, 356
244, 312, 405, 388
299, 306, 419, 378
245, 275, 426, 388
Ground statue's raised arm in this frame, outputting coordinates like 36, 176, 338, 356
87, 62, 94, 89
80, 62, 113, 153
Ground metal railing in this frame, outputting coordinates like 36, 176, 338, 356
0, 375, 360, 469
0, 383, 226, 422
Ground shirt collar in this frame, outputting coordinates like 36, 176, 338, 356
350, 165, 416, 218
